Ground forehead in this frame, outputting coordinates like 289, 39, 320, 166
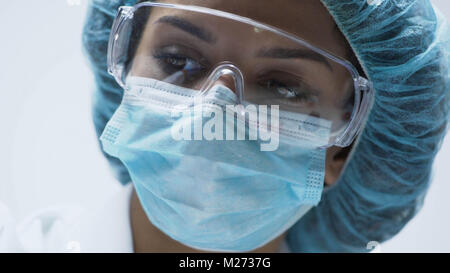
155, 0, 349, 58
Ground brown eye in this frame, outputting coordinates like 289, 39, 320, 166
153, 52, 204, 77
261, 79, 319, 106
165, 56, 187, 69
152, 45, 208, 79
265, 80, 297, 98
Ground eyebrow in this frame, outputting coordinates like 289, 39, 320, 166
256, 48, 333, 71
155, 16, 332, 70
156, 16, 217, 44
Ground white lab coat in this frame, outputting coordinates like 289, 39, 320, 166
0, 184, 291, 253
0, 184, 134, 252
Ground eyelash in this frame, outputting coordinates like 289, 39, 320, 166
260, 79, 319, 105
153, 52, 206, 76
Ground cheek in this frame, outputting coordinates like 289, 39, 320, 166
324, 146, 347, 186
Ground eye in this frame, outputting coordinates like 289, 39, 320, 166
152, 45, 209, 84
262, 79, 319, 106
165, 56, 189, 69
266, 80, 296, 98
154, 53, 203, 74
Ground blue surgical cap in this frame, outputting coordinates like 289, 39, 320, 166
82, 0, 450, 252
83, 0, 137, 184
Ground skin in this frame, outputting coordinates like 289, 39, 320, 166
129, 0, 355, 253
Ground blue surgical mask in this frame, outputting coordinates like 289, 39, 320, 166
101, 76, 328, 252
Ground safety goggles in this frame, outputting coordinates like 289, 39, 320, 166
108, 1, 374, 148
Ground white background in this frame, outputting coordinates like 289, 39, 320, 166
0, 0, 449, 252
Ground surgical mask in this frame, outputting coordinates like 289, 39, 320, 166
100, 75, 330, 252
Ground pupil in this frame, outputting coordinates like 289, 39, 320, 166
169, 57, 186, 67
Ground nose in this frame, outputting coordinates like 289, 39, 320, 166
200, 62, 244, 104
215, 74, 237, 92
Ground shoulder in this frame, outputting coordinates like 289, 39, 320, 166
0, 201, 84, 252
1, 183, 134, 253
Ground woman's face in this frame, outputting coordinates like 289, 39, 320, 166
130, 0, 355, 186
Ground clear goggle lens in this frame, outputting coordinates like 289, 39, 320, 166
109, 3, 373, 147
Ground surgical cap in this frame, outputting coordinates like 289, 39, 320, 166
82, 0, 450, 252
